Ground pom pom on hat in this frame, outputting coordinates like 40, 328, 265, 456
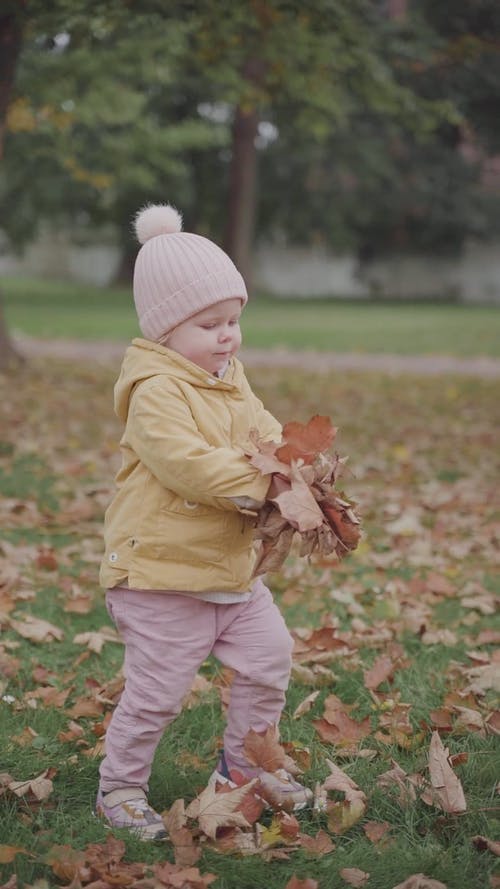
134, 203, 183, 244
132, 200, 248, 342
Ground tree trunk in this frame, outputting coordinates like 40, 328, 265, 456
224, 56, 266, 292
0, 6, 25, 370
224, 104, 259, 290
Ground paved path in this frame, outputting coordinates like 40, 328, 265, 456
13, 335, 500, 378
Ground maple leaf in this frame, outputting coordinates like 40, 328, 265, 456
277, 415, 337, 465
298, 829, 335, 856
422, 731, 466, 814
271, 464, 325, 532
243, 725, 287, 771
185, 782, 255, 839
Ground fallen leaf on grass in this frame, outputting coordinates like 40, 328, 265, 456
9, 614, 63, 643
322, 759, 367, 834
298, 829, 335, 856
340, 867, 370, 887
422, 731, 466, 814
44, 844, 87, 882
363, 655, 395, 690
7, 768, 56, 802
185, 782, 254, 839
148, 861, 217, 888
73, 626, 121, 654
292, 690, 320, 719
243, 724, 287, 771
0, 846, 31, 863
284, 878, 319, 889
363, 820, 392, 845
376, 761, 422, 807
391, 876, 448, 889
471, 835, 500, 856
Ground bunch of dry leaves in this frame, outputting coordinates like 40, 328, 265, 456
247, 415, 361, 574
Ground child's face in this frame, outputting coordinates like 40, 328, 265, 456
163, 297, 243, 374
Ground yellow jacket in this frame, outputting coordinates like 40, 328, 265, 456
100, 338, 281, 593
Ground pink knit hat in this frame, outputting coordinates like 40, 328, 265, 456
132, 203, 248, 341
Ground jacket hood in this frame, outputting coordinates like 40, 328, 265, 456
114, 337, 243, 422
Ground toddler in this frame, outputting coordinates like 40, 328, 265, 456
96, 203, 312, 840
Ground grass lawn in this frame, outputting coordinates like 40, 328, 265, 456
2, 275, 500, 357
0, 359, 498, 889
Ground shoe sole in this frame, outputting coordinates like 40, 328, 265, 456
93, 808, 167, 842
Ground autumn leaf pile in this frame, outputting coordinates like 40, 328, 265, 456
248, 415, 361, 574
0, 360, 499, 889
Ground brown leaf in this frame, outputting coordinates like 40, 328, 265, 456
321, 760, 367, 834
8, 768, 56, 802
340, 867, 370, 887
149, 861, 216, 888
363, 655, 395, 690
73, 626, 121, 654
45, 844, 87, 882
292, 690, 320, 719
284, 877, 319, 889
272, 465, 325, 532
185, 782, 254, 839
424, 731, 466, 814
391, 876, 448, 889
277, 415, 337, 465
9, 614, 64, 643
363, 820, 392, 845
170, 827, 202, 867
243, 725, 286, 771
298, 829, 335, 856
471, 835, 500, 856
0, 846, 29, 864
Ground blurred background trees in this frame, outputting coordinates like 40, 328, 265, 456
1, 0, 499, 363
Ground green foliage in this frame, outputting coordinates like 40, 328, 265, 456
1, 0, 499, 258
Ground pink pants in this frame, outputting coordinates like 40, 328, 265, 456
99, 577, 294, 793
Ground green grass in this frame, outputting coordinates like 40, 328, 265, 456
2, 275, 500, 356
0, 363, 499, 888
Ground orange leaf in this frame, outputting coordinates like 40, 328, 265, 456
0, 846, 29, 864
298, 829, 335, 856
243, 725, 286, 771
277, 415, 337, 465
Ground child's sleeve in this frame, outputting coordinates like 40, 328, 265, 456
126, 381, 271, 510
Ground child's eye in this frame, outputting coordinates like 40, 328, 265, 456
201, 323, 216, 329
229, 319, 240, 326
